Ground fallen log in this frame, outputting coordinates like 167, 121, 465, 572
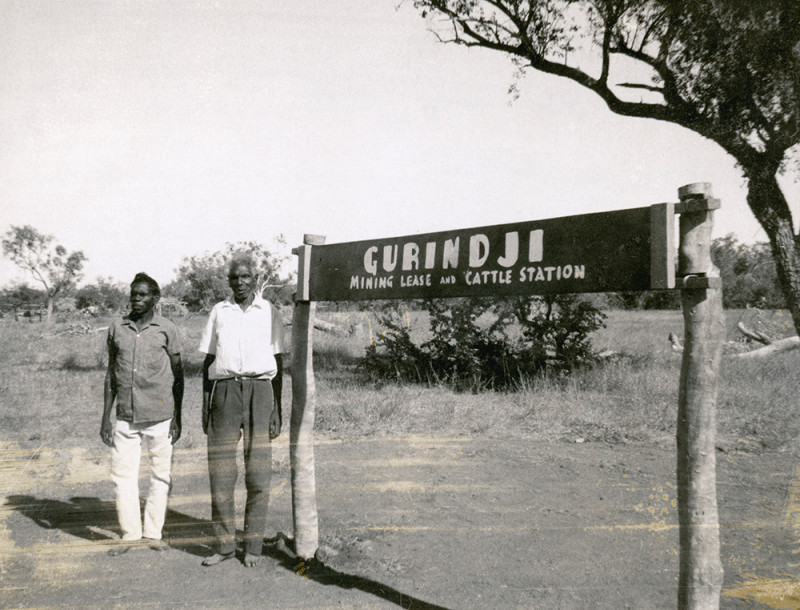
313, 318, 348, 336
735, 321, 771, 345
732, 336, 800, 359
667, 332, 797, 357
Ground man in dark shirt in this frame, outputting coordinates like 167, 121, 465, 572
101, 272, 184, 555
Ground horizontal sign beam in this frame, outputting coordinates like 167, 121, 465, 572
307, 206, 668, 302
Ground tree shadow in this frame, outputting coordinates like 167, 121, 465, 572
264, 533, 449, 610
4, 495, 215, 557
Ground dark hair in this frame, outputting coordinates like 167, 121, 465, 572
131, 272, 160, 297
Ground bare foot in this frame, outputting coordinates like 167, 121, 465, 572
202, 552, 235, 566
243, 552, 263, 567
146, 538, 169, 552
108, 541, 141, 556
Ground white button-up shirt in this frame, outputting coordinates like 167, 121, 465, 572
198, 295, 285, 380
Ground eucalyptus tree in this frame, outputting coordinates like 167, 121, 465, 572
2, 225, 86, 322
413, 0, 800, 330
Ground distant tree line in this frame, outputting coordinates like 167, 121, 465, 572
1, 225, 294, 317
0, 224, 785, 317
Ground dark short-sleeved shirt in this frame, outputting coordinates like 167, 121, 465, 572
107, 314, 181, 424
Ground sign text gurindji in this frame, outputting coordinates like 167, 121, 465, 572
308, 206, 669, 301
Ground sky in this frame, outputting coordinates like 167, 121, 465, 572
2, 0, 799, 289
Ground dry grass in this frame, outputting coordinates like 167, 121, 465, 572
1, 307, 799, 454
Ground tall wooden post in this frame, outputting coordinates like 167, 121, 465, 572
291, 233, 325, 559
676, 183, 724, 609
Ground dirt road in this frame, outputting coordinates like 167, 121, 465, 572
2, 435, 799, 608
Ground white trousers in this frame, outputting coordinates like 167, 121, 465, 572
111, 418, 173, 540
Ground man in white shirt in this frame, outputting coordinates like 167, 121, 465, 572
198, 256, 284, 568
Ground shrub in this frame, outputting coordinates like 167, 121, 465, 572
512, 294, 607, 368
361, 295, 606, 391
362, 304, 430, 383
75, 277, 127, 312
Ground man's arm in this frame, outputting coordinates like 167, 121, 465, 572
202, 353, 216, 434
270, 353, 283, 439
101, 345, 117, 447
169, 353, 184, 444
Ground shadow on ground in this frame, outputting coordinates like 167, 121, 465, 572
5, 495, 118, 542
4, 495, 445, 609
4, 495, 214, 557
265, 532, 449, 610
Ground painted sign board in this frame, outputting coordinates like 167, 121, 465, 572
306, 205, 674, 301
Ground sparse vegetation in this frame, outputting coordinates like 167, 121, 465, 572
3, 307, 798, 451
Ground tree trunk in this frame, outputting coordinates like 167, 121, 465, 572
45, 295, 54, 324
744, 167, 800, 335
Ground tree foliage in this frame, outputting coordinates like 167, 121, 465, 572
2, 225, 87, 321
413, 0, 799, 159
0, 284, 45, 312
712, 234, 784, 309
75, 277, 128, 312
412, 0, 800, 333
170, 239, 293, 311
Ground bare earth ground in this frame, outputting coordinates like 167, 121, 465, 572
2, 432, 800, 609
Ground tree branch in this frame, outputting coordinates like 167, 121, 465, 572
617, 82, 665, 93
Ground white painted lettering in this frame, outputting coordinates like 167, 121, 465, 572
382, 245, 398, 272
364, 247, 378, 275
529, 230, 543, 263
424, 242, 436, 269
443, 238, 460, 269
402, 242, 420, 271
400, 273, 432, 287
497, 232, 519, 267
469, 234, 490, 268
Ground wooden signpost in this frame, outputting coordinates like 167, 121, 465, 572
290, 184, 722, 609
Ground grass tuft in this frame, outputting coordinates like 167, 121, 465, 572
61, 352, 105, 371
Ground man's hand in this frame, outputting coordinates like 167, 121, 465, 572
202, 354, 215, 435
169, 419, 182, 444
269, 406, 281, 440
100, 417, 114, 447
